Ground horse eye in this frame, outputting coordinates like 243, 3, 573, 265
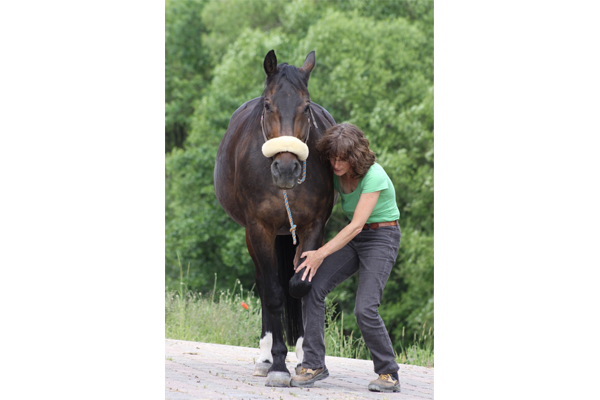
303, 105, 310, 114
264, 103, 272, 112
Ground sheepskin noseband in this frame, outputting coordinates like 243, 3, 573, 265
261, 136, 309, 161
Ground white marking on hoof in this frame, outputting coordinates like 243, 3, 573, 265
258, 332, 273, 363
295, 336, 304, 365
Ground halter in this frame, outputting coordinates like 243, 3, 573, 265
261, 104, 319, 244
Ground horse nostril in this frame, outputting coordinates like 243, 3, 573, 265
293, 161, 300, 175
272, 160, 280, 177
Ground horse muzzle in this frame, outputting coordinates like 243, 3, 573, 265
270, 153, 302, 189
263, 136, 308, 189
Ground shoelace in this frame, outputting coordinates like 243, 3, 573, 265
380, 374, 394, 381
300, 367, 321, 376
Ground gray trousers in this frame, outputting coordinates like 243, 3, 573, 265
301, 224, 401, 374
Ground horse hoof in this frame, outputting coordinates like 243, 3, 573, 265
265, 371, 291, 387
289, 271, 312, 298
253, 362, 271, 377
295, 363, 303, 375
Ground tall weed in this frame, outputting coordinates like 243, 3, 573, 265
396, 323, 434, 368
324, 297, 368, 359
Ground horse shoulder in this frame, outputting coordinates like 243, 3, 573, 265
229, 97, 262, 127
219, 97, 261, 155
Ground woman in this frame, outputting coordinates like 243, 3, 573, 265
290, 123, 402, 393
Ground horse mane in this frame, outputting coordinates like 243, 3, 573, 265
265, 63, 308, 93
308, 102, 336, 138
237, 97, 264, 140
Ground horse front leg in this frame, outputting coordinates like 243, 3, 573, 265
246, 223, 291, 387
290, 219, 327, 374
252, 272, 278, 376
246, 229, 274, 377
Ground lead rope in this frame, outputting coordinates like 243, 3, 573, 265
262, 105, 317, 244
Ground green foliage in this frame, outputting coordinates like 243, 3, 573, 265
200, 0, 287, 64
165, 145, 256, 291
298, 10, 432, 125
335, 0, 433, 22
165, 0, 211, 152
165, 0, 434, 351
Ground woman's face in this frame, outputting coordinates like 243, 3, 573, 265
330, 157, 352, 177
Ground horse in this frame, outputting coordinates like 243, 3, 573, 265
214, 50, 336, 387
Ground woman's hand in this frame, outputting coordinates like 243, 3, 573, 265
295, 250, 324, 282
294, 192, 381, 283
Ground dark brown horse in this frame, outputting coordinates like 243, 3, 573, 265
214, 50, 335, 387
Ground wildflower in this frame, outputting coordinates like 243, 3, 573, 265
241, 301, 249, 310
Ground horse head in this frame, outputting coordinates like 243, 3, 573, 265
261, 50, 316, 190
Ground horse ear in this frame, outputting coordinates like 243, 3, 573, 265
299, 51, 316, 76
264, 50, 278, 77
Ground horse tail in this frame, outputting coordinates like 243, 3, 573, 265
275, 235, 302, 346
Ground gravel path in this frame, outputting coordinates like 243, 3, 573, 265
166, 339, 433, 400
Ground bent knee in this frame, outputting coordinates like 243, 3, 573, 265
354, 303, 380, 323
301, 281, 330, 305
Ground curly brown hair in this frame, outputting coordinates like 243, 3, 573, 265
316, 123, 376, 179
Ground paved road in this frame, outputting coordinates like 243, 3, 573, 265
166, 339, 433, 400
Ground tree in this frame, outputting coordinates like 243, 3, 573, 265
165, 0, 211, 152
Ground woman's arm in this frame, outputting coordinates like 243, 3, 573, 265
295, 190, 381, 282
294, 189, 341, 268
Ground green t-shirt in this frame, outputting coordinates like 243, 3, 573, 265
333, 162, 400, 224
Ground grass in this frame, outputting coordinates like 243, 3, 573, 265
165, 259, 433, 367
323, 298, 434, 368
396, 324, 434, 368
323, 297, 369, 360
165, 264, 262, 347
